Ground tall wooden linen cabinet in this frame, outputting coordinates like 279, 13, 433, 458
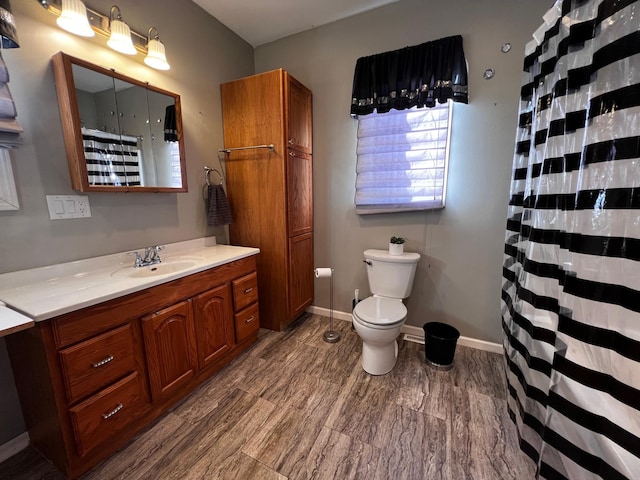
220, 69, 313, 331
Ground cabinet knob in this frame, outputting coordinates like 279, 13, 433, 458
288, 139, 294, 145
101, 403, 123, 420
244, 287, 254, 293
92, 355, 114, 368
245, 316, 255, 324
289, 151, 296, 156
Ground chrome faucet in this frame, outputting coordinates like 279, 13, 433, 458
129, 245, 165, 268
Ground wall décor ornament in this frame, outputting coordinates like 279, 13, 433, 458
0, 50, 23, 149
0, 0, 19, 48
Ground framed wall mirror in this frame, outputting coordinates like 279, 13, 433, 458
51, 52, 187, 192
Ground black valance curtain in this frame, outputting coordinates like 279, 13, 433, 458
350, 35, 468, 116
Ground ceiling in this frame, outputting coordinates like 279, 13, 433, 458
192, 0, 399, 47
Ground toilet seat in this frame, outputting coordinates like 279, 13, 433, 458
353, 296, 406, 329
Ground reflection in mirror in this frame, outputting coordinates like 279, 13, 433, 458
147, 89, 183, 188
52, 52, 187, 192
111, 77, 146, 187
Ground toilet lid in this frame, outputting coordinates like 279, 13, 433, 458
353, 296, 406, 326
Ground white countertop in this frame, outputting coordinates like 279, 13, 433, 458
0, 237, 259, 329
0, 302, 35, 337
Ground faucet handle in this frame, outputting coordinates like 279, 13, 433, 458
151, 245, 165, 262
127, 251, 144, 268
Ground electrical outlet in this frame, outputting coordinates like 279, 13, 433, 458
46, 195, 92, 219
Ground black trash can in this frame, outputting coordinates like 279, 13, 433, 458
423, 322, 460, 370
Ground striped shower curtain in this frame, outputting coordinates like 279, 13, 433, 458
82, 127, 142, 186
501, 1, 640, 479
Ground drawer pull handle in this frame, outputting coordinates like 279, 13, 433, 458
92, 355, 114, 368
244, 287, 254, 293
245, 316, 255, 324
102, 403, 123, 420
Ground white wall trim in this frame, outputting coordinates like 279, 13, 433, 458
306, 306, 503, 354
0, 432, 29, 463
401, 324, 503, 354
307, 305, 353, 322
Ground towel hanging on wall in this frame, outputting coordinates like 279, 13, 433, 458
207, 183, 232, 226
0, 50, 22, 148
164, 104, 177, 142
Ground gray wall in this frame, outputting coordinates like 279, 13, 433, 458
255, 0, 548, 343
0, 0, 253, 446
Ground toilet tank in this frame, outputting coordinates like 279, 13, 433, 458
364, 249, 420, 299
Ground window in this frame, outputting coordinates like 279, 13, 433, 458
354, 102, 452, 214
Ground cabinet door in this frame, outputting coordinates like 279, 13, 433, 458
192, 284, 235, 370
286, 74, 312, 155
142, 301, 197, 402
288, 232, 314, 318
287, 149, 313, 237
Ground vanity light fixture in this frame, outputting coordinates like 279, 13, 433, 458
144, 27, 170, 70
56, 0, 94, 37
106, 5, 136, 55
37, 0, 171, 70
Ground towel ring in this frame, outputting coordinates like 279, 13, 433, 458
204, 167, 223, 186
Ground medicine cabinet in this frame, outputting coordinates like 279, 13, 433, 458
52, 52, 187, 192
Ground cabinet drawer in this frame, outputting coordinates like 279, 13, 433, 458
69, 372, 149, 457
59, 324, 137, 404
232, 272, 258, 311
235, 303, 259, 343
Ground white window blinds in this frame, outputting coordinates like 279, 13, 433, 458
355, 103, 452, 214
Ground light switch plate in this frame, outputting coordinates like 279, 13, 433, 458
46, 195, 92, 219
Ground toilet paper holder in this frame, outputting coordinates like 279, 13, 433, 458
314, 267, 341, 344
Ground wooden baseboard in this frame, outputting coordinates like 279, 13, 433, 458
0, 432, 29, 463
306, 306, 503, 354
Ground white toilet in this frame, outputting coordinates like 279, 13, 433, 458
352, 249, 420, 375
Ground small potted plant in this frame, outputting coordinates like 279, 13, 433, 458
389, 236, 405, 255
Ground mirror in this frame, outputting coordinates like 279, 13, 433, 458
51, 52, 187, 192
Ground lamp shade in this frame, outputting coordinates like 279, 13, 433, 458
0, 0, 18, 48
57, 0, 94, 37
107, 18, 136, 55
144, 38, 170, 70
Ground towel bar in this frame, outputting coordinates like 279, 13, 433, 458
218, 144, 275, 154
204, 166, 223, 186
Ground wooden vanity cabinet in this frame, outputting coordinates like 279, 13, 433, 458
221, 69, 313, 331
231, 272, 260, 342
142, 300, 198, 402
5, 255, 258, 479
192, 283, 235, 370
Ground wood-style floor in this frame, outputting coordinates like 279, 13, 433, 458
0, 314, 536, 479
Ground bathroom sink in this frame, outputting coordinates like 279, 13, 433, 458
112, 260, 198, 278
162, 254, 207, 263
